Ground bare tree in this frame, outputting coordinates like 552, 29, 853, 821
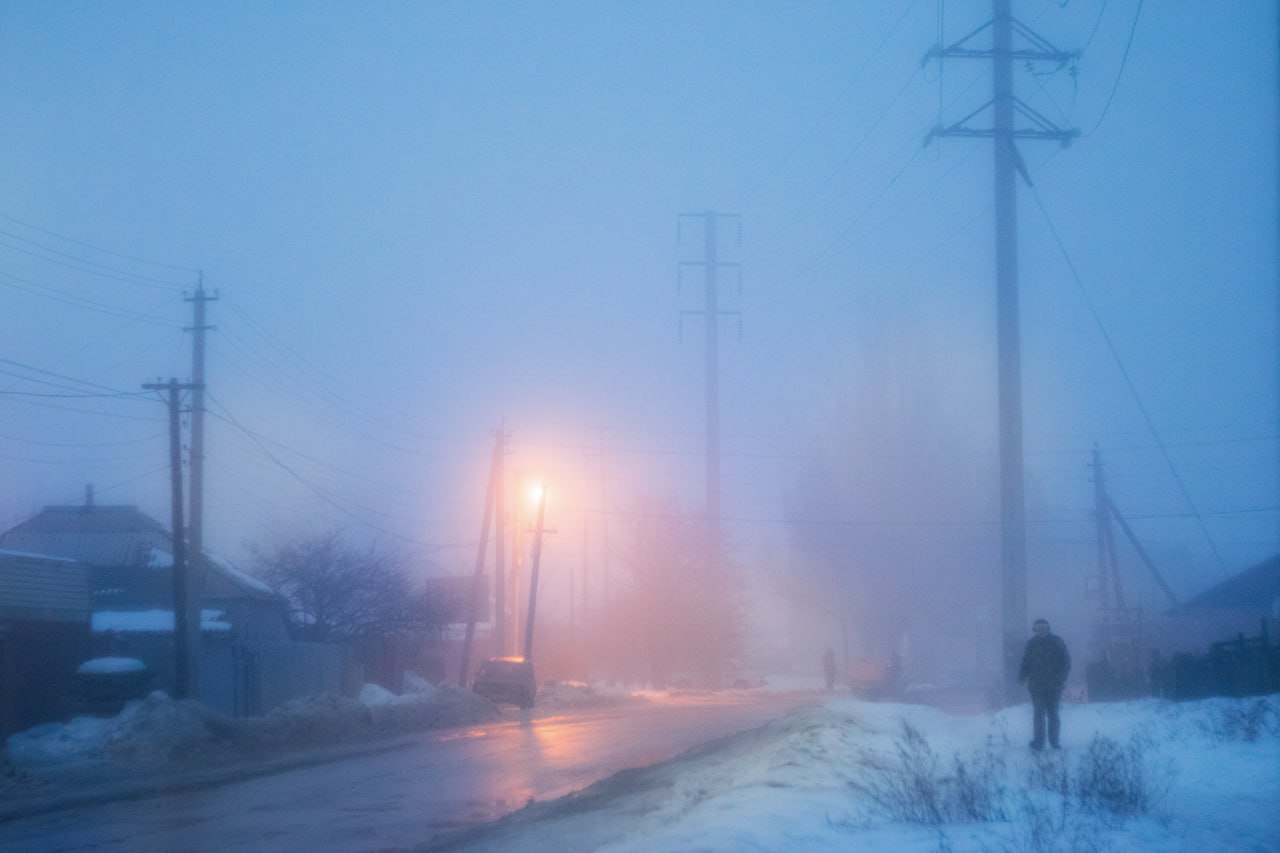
250, 530, 436, 641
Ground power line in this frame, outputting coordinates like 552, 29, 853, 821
1083, 0, 1144, 137
217, 293, 473, 446
0, 238, 188, 291
782, 142, 928, 286
202, 392, 442, 550
740, 0, 925, 205
1027, 181, 1231, 578
0, 357, 142, 396
0, 429, 166, 449
0, 211, 200, 274
769, 67, 926, 239
0, 270, 183, 326
0, 230, 191, 289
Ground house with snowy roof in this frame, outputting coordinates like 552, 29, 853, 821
0, 498, 355, 717
0, 502, 283, 625
1147, 554, 1280, 657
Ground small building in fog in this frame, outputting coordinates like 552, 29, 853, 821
0, 550, 92, 738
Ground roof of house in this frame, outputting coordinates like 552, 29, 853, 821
1183, 554, 1280, 611
0, 504, 278, 603
0, 549, 91, 623
0, 505, 169, 569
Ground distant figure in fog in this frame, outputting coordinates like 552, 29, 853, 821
1017, 618, 1071, 750
822, 647, 837, 692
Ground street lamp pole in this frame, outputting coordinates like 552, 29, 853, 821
522, 486, 548, 661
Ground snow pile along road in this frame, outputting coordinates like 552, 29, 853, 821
4, 679, 501, 778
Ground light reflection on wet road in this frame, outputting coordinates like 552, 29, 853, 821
0, 692, 813, 852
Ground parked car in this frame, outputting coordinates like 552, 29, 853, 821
472, 656, 536, 709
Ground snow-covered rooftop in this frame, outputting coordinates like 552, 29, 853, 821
91, 609, 232, 634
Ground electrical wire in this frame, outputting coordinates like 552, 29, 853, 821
0, 230, 191, 290
0, 211, 200, 274
782, 142, 927, 286
0, 270, 183, 327
202, 393, 442, 549
0, 357, 143, 396
769, 67, 926, 239
0, 429, 166, 449
1083, 0, 1143, 137
740, 0, 925, 206
1027, 181, 1232, 578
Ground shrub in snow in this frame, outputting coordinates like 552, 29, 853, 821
1072, 731, 1164, 823
848, 713, 1170, 845
1199, 696, 1280, 743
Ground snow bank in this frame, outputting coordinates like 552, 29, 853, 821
4, 680, 502, 775
7, 691, 223, 768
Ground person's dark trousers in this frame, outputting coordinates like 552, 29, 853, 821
1029, 686, 1063, 749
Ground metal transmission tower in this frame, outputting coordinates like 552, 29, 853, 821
678, 211, 741, 546
925, 1, 1078, 699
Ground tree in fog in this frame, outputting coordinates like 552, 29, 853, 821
612, 500, 744, 688
782, 303, 1000, 684
250, 529, 447, 641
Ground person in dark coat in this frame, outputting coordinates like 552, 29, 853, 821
1017, 618, 1071, 750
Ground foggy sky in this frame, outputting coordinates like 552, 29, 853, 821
1, 0, 1276, 632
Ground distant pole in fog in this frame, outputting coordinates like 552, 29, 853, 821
523, 486, 549, 661
598, 427, 611, 615
458, 431, 501, 688
494, 427, 508, 657
580, 510, 589, 673
184, 278, 216, 701
677, 211, 741, 549
926, 0, 1078, 699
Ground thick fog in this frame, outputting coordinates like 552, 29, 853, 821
1, 3, 1276, 684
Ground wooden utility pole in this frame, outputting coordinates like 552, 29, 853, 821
580, 511, 589, 674
458, 432, 501, 687
927, 1, 1077, 699
184, 278, 216, 699
144, 378, 201, 699
1091, 445, 1123, 609
523, 486, 548, 661
494, 429, 507, 656
598, 428, 611, 618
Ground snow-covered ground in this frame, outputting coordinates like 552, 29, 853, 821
3, 680, 1278, 851
429, 691, 1280, 852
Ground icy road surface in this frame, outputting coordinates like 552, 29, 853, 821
0, 691, 811, 852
